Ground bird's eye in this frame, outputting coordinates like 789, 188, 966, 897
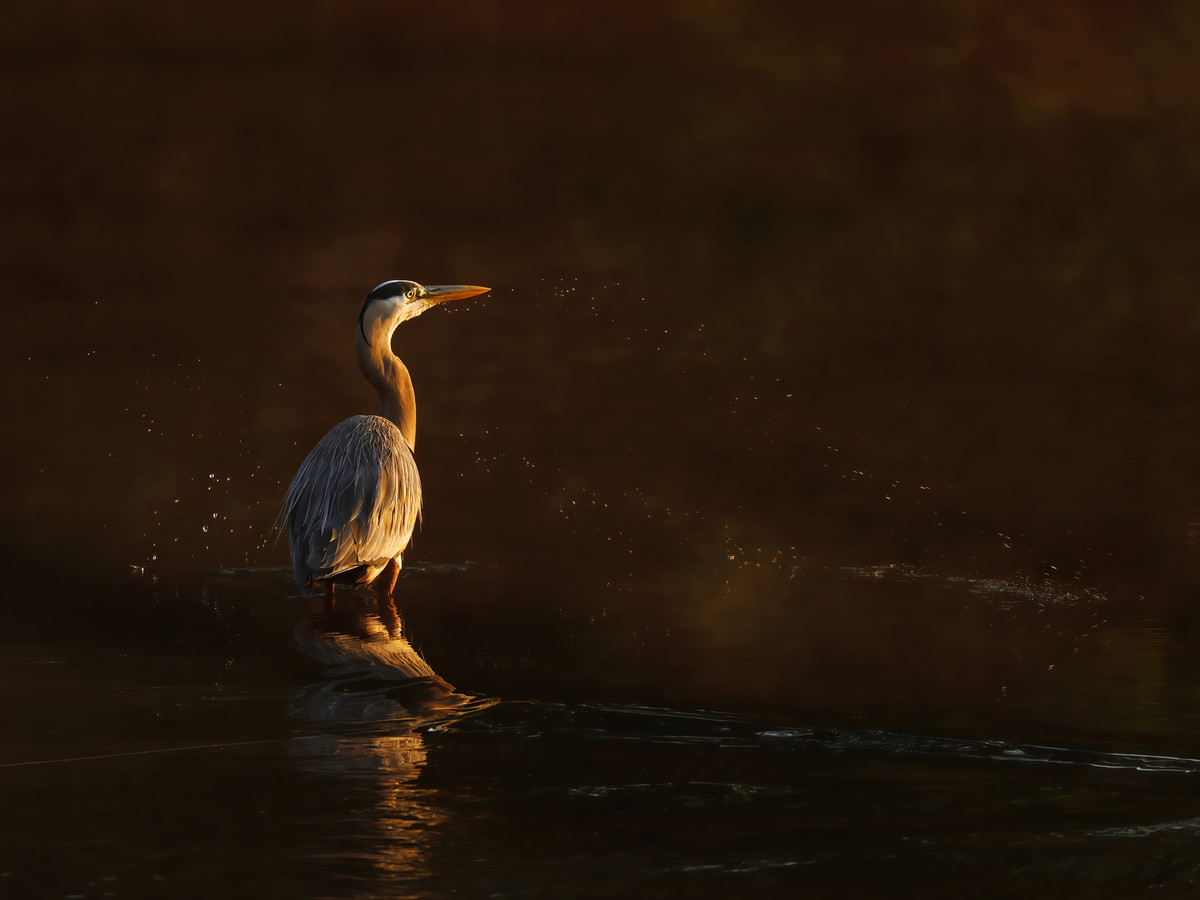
406, 289, 417, 299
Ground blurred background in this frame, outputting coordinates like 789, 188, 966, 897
5, 2, 1200, 897
5, 2, 1200, 590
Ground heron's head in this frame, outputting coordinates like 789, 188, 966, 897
358, 279, 490, 346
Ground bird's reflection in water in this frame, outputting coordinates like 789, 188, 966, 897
293, 593, 469, 719
289, 594, 484, 893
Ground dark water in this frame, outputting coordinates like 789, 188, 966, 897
6, 3, 1200, 897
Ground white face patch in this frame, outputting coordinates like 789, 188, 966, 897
359, 289, 431, 346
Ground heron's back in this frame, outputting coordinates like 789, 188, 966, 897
283, 415, 421, 594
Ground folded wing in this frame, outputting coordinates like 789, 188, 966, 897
282, 415, 421, 593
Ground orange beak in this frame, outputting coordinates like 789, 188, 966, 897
422, 284, 491, 305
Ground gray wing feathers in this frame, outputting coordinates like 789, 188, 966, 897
282, 415, 421, 591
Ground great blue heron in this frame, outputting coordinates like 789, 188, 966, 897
280, 279, 490, 597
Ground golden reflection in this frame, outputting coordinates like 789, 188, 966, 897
294, 593, 466, 714
290, 594, 478, 893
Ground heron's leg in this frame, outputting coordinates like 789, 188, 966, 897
376, 594, 400, 636
316, 579, 335, 612
375, 558, 401, 598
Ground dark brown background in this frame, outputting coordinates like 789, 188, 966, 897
4, 3, 1200, 897
5, 3, 1199, 588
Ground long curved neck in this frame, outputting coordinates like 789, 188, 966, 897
356, 322, 417, 450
